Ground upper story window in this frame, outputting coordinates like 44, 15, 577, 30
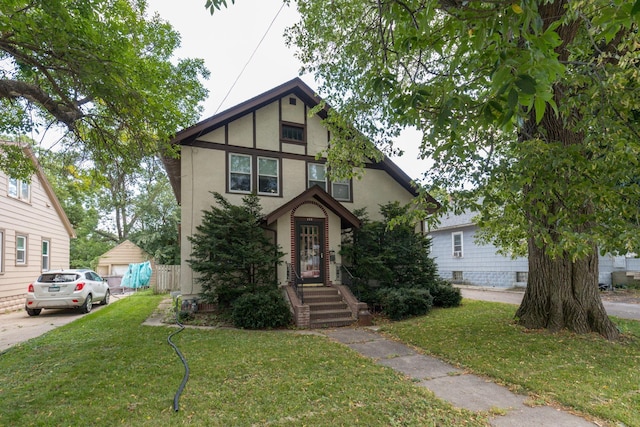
452, 232, 463, 257
308, 163, 327, 191
257, 157, 279, 195
281, 123, 304, 143
307, 163, 352, 202
331, 179, 351, 202
8, 178, 30, 202
16, 234, 27, 265
42, 240, 50, 271
229, 153, 252, 193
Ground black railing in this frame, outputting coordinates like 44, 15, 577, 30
338, 264, 360, 300
287, 262, 304, 304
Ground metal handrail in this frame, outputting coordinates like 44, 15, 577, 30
338, 264, 360, 300
287, 262, 304, 304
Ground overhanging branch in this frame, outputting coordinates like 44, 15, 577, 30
0, 79, 83, 129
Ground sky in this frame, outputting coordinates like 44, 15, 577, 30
145, 0, 426, 179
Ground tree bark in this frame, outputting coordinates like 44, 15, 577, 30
516, 239, 619, 340
0, 79, 83, 128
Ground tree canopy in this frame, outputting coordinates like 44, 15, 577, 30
285, 0, 639, 339
38, 146, 180, 267
0, 0, 209, 173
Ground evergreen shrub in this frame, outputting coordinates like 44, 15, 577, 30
377, 288, 434, 320
341, 203, 462, 318
430, 280, 463, 307
188, 192, 284, 307
231, 289, 292, 329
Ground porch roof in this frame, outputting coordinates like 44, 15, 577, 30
263, 185, 361, 229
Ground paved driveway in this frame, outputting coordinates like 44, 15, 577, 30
460, 287, 640, 320
0, 292, 131, 353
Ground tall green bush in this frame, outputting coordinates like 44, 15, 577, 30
341, 202, 461, 311
188, 192, 284, 307
231, 289, 292, 329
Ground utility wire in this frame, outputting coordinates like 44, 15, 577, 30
214, 2, 286, 114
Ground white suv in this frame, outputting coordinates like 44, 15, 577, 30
25, 269, 110, 316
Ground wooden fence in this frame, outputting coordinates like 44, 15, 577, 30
154, 264, 180, 293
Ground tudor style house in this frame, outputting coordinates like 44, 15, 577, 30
163, 78, 437, 327
0, 141, 75, 312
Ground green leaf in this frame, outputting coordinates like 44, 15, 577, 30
632, 0, 640, 16
507, 88, 518, 110
534, 96, 546, 123
515, 74, 537, 95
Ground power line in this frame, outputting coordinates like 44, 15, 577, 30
214, 2, 287, 114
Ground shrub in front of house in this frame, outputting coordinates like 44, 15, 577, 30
341, 202, 462, 317
377, 288, 434, 320
430, 279, 463, 308
188, 192, 284, 309
231, 289, 292, 329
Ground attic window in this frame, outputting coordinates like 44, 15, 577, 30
282, 123, 304, 143
289, 97, 297, 105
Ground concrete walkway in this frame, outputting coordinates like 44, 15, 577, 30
323, 328, 597, 426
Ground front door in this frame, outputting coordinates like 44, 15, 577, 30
296, 219, 325, 285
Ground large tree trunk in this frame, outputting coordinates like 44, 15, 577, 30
514, 1, 620, 340
516, 238, 620, 340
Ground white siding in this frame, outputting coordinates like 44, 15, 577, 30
430, 223, 640, 288
0, 160, 72, 309
429, 225, 528, 288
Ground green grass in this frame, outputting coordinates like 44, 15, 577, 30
0, 293, 486, 426
381, 299, 640, 426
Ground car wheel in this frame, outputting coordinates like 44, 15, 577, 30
80, 294, 93, 314
100, 289, 110, 305
26, 308, 42, 316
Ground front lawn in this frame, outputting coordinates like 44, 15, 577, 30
382, 299, 640, 426
0, 293, 486, 426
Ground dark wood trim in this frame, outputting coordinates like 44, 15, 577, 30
264, 186, 360, 229
294, 217, 326, 285
252, 111, 256, 148
280, 121, 306, 146
189, 140, 318, 163
164, 79, 440, 210
171, 78, 327, 145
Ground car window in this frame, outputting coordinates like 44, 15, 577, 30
39, 273, 79, 283
89, 272, 101, 281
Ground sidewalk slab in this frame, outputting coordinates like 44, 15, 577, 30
324, 328, 382, 344
378, 354, 462, 379
418, 374, 526, 412
490, 405, 597, 427
324, 327, 597, 426
347, 339, 416, 359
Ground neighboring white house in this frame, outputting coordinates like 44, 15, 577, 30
0, 141, 75, 312
429, 210, 640, 288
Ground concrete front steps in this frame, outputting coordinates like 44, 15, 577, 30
304, 286, 356, 328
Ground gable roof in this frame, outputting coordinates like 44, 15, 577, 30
2, 141, 75, 238
97, 239, 151, 262
431, 209, 477, 231
264, 185, 361, 229
174, 78, 326, 145
162, 78, 436, 208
